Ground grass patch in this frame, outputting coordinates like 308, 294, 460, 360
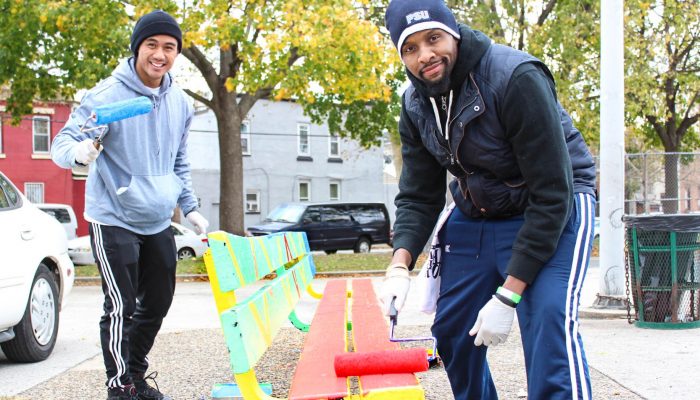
74, 251, 429, 278
75, 257, 208, 278
312, 253, 392, 272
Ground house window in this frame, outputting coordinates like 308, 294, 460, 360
241, 121, 251, 155
33, 116, 51, 154
329, 181, 340, 201
298, 180, 310, 202
24, 182, 44, 203
329, 132, 339, 157
245, 190, 260, 213
298, 123, 310, 156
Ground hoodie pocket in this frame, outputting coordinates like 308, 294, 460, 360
116, 173, 183, 224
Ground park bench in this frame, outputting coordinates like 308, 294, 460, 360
203, 230, 425, 400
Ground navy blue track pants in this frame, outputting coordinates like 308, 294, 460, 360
432, 193, 595, 400
89, 223, 177, 390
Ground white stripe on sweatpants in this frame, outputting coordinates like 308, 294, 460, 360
572, 194, 594, 399
564, 193, 594, 400
92, 223, 126, 389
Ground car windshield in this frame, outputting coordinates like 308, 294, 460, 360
264, 204, 306, 223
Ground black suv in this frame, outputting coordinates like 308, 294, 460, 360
246, 202, 391, 254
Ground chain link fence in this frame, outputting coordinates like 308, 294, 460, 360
623, 152, 700, 215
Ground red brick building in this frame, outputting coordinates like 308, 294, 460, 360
0, 100, 88, 236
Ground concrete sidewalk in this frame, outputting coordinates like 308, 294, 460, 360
1, 258, 699, 399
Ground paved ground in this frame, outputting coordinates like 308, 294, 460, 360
1, 258, 698, 399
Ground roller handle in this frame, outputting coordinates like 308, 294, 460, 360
388, 297, 439, 365
389, 297, 398, 325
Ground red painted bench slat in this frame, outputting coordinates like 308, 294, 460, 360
289, 279, 349, 400
351, 279, 421, 394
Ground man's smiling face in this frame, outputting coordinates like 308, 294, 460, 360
135, 34, 178, 88
401, 28, 459, 92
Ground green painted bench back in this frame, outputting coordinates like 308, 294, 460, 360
207, 231, 311, 292
207, 231, 316, 374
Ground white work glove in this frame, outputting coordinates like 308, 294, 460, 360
186, 211, 209, 235
378, 263, 411, 316
74, 139, 101, 165
469, 295, 516, 346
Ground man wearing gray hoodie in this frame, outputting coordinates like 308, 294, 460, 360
52, 10, 207, 400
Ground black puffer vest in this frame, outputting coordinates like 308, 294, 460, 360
403, 44, 596, 219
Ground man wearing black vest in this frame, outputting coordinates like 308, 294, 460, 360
378, 1, 597, 399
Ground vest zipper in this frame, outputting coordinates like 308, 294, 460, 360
443, 94, 477, 172
452, 74, 488, 215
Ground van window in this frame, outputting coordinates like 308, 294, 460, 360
264, 203, 306, 223
322, 206, 352, 222
352, 206, 386, 224
302, 207, 321, 223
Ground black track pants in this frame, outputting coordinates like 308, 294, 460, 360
89, 223, 177, 389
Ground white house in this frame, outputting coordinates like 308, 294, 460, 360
185, 98, 397, 231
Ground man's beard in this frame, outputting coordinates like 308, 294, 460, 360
422, 68, 452, 97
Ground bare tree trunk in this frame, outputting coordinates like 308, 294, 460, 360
662, 152, 679, 214
215, 95, 245, 235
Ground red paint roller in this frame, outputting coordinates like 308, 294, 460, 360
333, 298, 437, 377
334, 348, 428, 377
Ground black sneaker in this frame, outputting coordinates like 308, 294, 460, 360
107, 384, 138, 400
132, 371, 172, 400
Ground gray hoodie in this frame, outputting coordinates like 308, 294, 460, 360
52, 58, 198, 235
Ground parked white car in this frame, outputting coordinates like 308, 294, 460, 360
68, 222, 208, 265
170, 222, 208, 260
0, 171, 75, 362
36, 203, 78, 240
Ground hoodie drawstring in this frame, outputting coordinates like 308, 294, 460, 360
429, 90, 453, 141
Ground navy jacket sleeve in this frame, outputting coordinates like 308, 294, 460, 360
500, 63, 574, 284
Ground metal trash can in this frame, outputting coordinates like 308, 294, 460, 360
624, 214, 700, 329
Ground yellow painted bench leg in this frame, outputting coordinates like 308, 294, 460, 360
204, 248, 238, 314
234, 370, 284, 400
306, 284, 323, 299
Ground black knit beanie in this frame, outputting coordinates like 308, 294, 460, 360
130, 10, 182, 55
385, 0, 460, 53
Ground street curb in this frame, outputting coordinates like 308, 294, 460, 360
74, 270, 398, 285
579, 307, 629, 320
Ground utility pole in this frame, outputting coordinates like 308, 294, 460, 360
596, 0, 627, 307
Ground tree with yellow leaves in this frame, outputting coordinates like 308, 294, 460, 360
162, 0, 401, 233
0, 0, 402, 234
625, 0, 699, 213
0, 0, 130, 120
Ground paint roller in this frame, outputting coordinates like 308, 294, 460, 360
333, 298, 438, 377
80, 96, 154, 148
